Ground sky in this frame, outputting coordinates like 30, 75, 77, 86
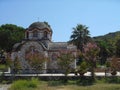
0, 0, 120, 42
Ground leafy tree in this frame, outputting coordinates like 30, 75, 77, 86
115, 39, 120, 57
75, 51, 88, 75
57, 51, 75, 76
5, 53, 12, 67
0, 24, 25, 52
110, 57, 120, 75
97, 40, 109, 65
13, 57, 22, 74
94, 32, 120, 57
77, 61, 88, 76
26, 52, 47, 73
0, 29, 10, 51
69, 24, 91, 52
83, 42, 100, 80
57, 51, 75, 83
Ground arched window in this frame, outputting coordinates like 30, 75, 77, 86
44, 31, 48, 38
33, 31, 38, 37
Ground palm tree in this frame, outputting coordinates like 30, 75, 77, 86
69, 24, 91, 52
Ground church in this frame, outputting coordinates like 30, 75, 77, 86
11, 22, 77, 73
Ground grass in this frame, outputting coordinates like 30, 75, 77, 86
8, 78, 120, 90
52, 84, 120, 90
0, 64, 7, 70
28, 83, 120, 90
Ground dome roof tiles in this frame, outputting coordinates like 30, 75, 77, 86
29, 22, 52, 32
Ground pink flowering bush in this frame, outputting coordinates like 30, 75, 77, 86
83, 43, 99, 64
25, 52, 47, 71
83, 42, 100, 79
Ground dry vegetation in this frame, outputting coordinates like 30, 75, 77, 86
24, 83, 120, 90
8, 78, 120, 90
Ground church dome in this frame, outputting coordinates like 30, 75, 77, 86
29, 22, 52, 32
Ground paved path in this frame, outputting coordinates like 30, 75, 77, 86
0, 72, 120, 90
4, 72, 120, 77
2, 68, 120, 77
0, 85, 10, 90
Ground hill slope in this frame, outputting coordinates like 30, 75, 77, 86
93, 31, 120, 41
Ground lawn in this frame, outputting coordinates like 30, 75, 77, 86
36, 83, 120, 90
56, 84, 120, 90
0, 64, 8, 70
9, 79, 120, 90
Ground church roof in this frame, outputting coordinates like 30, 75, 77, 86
49, 42, 67, 50
29, 22, 52, 32
48, 42, 77, 51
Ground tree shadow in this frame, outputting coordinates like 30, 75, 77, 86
105, 77, 120, 84
48, 80, 64, 86
76, 77, 95, 86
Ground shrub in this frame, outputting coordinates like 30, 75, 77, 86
28, 78, 39, 88
105, 77, 120, 84
9, 78, 39, 90
77, 77, 94, 86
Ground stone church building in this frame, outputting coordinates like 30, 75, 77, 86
11, 22, 77, 73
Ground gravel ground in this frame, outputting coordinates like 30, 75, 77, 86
0, 85, 10, 90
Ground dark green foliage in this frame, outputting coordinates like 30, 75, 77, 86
57, 52, 75, 76
97, 41, 110, 65
0, 29, 10, 51
106, 61, 111, 67
115, 39, 120, 57
94, 31, 120, 57
0, 24, 25, 52
93, 31, 120, 41
0, 50, 6, 64
105, 77, 120, 84
77, 61, 88, 76
77, 77, 95, 86
69, 24, 91, 52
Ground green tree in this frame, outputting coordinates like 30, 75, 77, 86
0, 29, 10, 51
26, 53, 47, 74
13, 57, 22, 74
115, 39, 120, 57
77, 61, 88, 76
97, 40, 109, 65
58, 51, 75, 76
69, 24, 91, 52
93, 32, 120, 57
0, 24, 25, 52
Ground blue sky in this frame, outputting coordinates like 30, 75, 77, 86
0, 0, 120, 42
